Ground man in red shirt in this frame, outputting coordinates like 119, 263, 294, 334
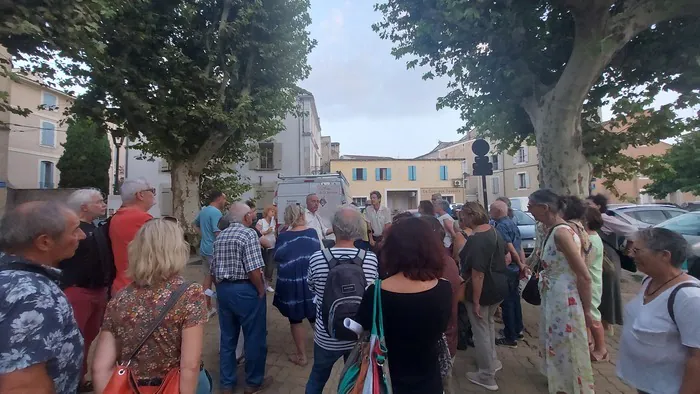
109, 177, 155, 294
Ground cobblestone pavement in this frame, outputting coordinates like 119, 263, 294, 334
186, 263, 642, 394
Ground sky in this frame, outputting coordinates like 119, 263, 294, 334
299, 0, 693, 158
298, 0, 465, 159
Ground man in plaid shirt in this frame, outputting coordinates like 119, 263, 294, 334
212, 202, 270, 394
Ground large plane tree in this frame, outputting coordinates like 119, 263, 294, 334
72, 0, 315, 227
374, 0, 700, 195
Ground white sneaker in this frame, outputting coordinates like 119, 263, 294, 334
467, 371, 498, 391
204, 289, 216, 298
266, 286, 275, 293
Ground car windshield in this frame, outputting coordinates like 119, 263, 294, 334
656, 213, 700, 236
513, 210, 536, 226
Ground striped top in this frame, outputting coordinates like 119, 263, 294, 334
307, 247, 379, 351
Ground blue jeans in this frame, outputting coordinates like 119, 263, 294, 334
305, 342, 351, 394
217, 281, 267, 390
501, 265, 524, 341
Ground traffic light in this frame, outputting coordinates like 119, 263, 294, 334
472, 155, 493, 176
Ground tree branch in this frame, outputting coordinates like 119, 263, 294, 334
205, 0, 233, 77
608, 0, 700, 45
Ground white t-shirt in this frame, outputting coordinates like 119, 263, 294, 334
257, 217, 276, 248
305, 208, 329, 243
437, 214, 454, 248
617, 278, 700, 394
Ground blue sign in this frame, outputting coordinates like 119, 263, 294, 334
0, 181, 6, 188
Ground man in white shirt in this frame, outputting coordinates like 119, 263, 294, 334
306, 194, 333, 245
364, 191, 392, 248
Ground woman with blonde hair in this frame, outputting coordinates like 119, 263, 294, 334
256, 205, 278, 292
273, 204, 321, 366
92, 219, 210, 394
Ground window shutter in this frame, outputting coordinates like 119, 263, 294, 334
273, 143, 283, 169
514, 173, 519, 190
524, 147, 529, 163
443, 165, 448, 180
375, 168, 380, 181
248, 154, 260, 170
525, 173, 531, 189
39, 162, 46, 188
408, 166, 412, 181
352, 169, 357, 181
362, 168, 367, 180
387, 168, 392, 181
41, 122, 55, 146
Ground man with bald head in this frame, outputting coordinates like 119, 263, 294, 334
0, 201, 86, 394
211, 202, 270, 393
490, 200, 528, 348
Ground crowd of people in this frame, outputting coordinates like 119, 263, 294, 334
0, 176, 699, 394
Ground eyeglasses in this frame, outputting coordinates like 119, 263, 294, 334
140, 188, 156, 195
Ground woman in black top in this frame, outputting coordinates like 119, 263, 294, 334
355, 217, 451, 394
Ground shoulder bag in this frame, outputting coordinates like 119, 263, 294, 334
522, 224, 568, 306
338, 279, 393, 394
103, 281, 192, 394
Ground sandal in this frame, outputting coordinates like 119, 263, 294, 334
288, 354, 308, 367
590, 351, 610, 363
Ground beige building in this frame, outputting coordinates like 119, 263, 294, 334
419, 132, 539, 202
2, 53, 124, 194
330, 157, 465, 212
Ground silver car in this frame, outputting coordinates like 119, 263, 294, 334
655, 212, 700, 278
512, 209, 536, 257
610, 204, 687, 228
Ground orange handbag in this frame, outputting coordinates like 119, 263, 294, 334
103, 282, 192, 394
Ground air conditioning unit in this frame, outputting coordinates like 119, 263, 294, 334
453, 179, 463, 187
159, 160, 171, 173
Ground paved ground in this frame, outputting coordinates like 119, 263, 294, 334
185, 262, 642, 394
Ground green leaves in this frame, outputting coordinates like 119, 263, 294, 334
56, 118, 112, 194
644, 131, 700, 198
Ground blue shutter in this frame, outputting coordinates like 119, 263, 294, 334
444, 165, 448, 180
375, 168, 380, 181
362, 168, 367, 180
352, 168, 357, 181
41, 122, 55, 146
408, 166, 412, 181
440, 165, 448, 180
387, 168, 392, 181
39, 162, 46, 188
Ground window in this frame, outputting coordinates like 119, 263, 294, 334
41, 92, 58, 110
491, 177, 500, 194
353, 197, 368, 206
444, 196, 454, 204
514, 147, 528, 164
515, 172, 530, 189
375, 168, 391, 181
40, 121, 56, 147
628, 210, 670, 226
352, 168, 367, 181
657, 213, 700, 236
491, 155, 500, 170
439, 165, 448, 180
39, 161, 54, 188
259, 143, 274, 169
408, 165, 417, 181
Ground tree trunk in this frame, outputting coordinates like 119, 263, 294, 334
171, 161, 201, 248
532, 95, 591, 197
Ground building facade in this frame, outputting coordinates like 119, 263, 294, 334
330, 158, 465, 213
237, 93, 326, 208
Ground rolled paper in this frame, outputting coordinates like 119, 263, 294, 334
343, 318, 364, 335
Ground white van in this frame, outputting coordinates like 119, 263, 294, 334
509, 197, 530, 212
273, 173, 352, 231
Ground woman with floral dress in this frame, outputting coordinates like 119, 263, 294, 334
273, 204, 321, 366
528, 189, 595, 394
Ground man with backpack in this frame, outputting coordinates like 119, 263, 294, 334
305, 207, 379, 394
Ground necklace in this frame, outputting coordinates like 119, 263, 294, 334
644, 272, 684, 298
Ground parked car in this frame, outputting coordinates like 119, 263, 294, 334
681, 201, 700, 212
655, 212, 700, 278
512, 209, 536, 257
609, 204, 687, 228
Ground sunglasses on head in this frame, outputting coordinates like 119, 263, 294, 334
149, 216, 179, 224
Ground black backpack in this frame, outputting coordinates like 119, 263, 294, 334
321, 249, 367, 341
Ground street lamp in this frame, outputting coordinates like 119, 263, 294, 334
111, 133, 126, 195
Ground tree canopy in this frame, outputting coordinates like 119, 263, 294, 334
644, 132, 700, 198
57, 118, 112, 194
374, 0, 700, 195
71, 0, 315, 225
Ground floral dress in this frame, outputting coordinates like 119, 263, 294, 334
538, 225, 595, 394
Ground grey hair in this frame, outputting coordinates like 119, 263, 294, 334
490, 200, 508, 218
437, 199, 450, 212
284, 204, 306, 227
529, 189, 564, 213
0, 201, 71, 252
306, 193, 317, 202
66, 188, 103, 212
332, 207, 363, 241
632, 228, 688, 268
227, 202, 251, 224
120, 177, 152, 202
